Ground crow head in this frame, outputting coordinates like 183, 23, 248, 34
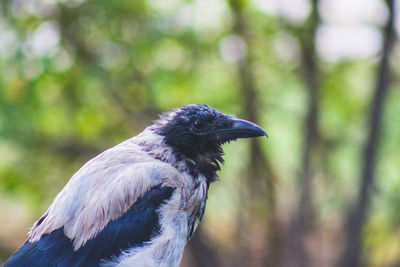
156, 104, 267, 181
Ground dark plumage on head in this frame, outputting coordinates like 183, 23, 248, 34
155, 104, 267, 181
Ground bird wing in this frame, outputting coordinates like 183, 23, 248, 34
5, 139, 186, 267
5, 184, 176, 267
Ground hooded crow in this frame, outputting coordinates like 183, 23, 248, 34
5, 104, 267, 267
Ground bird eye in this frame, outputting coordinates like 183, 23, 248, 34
193, 119, 204, 129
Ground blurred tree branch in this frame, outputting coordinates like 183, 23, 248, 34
281, 0, 321, 266
57, 3, 161, 128
338, 0, 396, 266
228, 0, 280, 266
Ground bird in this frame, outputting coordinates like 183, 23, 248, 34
5, 104, 267, 267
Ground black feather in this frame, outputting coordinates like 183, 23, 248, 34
157, 104, 233, 182
4, 185, 175, 267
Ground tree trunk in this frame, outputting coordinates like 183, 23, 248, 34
283, 0, 320, 266
228, 0, 280, 266
338, 1, 396, 266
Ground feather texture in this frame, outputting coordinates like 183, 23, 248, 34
5, 185, 175, 267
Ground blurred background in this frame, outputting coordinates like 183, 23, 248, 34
0, 0, 399, 266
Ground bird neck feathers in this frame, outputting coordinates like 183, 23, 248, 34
135, 128, 222, 183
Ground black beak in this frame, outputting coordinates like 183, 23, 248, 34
212, 118, 268, 141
